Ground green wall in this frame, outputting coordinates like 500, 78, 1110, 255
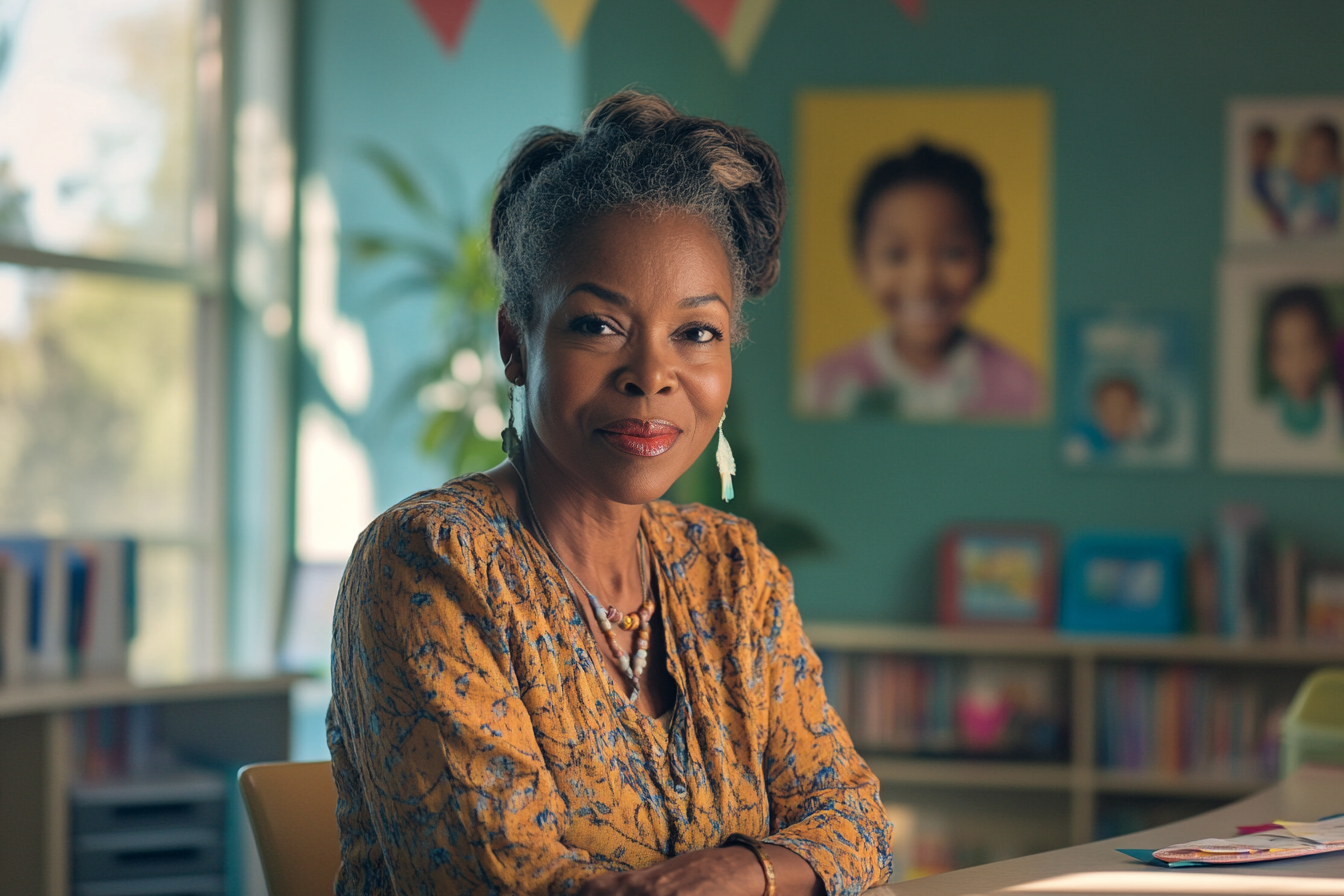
584, 0, 1344, 622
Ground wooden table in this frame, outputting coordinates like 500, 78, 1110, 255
871, 766, 1344, 895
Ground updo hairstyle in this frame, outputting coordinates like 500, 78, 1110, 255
490, 91, 787, 342
851, 141, 995, 270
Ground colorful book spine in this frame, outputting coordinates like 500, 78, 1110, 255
1096, 663, 1291, 778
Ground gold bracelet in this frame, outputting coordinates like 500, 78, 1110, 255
724, 833, 776, 896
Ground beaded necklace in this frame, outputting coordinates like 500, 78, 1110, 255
511, 459, 654, 702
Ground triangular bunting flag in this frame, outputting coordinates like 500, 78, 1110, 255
678, 0, 742, 41
720, 0, 778, 72
893, 0, 925, 22
413, 0, 480, 53
535, 0, 601, 46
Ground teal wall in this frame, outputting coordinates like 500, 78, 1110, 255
583, 0, 1344, 622
299, 0, 582, 510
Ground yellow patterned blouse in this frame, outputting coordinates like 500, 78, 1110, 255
327, 474, 892, 896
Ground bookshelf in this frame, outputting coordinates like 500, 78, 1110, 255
805, 623, 1342, 850
0, 674, 299, 896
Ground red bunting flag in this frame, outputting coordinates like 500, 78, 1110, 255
892, 0, 925, 22
412, 0, 479, 53
678, 0, 742, 41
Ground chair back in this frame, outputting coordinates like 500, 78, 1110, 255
238, 760, 341, 896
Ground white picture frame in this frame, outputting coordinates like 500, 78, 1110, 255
1217, 256, 1344, 473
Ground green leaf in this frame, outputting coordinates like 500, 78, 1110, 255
359, 145, 437, 222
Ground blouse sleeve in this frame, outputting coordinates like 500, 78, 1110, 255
329, 505, 604, 896
755, 550, 895, 896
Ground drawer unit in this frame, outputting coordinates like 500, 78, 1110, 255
75, 875, 226, 896
70, 769, 227, 892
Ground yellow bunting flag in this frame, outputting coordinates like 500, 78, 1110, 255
534, 0, 602, 46
720, 0, 778, 72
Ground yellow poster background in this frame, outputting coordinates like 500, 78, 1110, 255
793, 90, 1053, 411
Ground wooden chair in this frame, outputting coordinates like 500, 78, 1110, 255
238, 760, 341, 896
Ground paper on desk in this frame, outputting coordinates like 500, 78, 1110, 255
1151, 815, 1344, 864
1273, 817, 1344, 843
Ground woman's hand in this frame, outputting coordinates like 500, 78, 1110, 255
578, 844, 822, 896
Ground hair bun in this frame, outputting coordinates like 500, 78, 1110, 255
583, 90, 682, 139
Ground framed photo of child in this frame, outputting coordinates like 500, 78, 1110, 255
793, 90, 1052, 423
1217, 257, 1344, 473
1226, 97, 1344, 248
1060, 312, 1196, 468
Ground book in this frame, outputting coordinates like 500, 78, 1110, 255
0, 539, 46, 685
1, 558, 31, 685
77, 539, 133, 680
1216, 505, 1263, 639
1275, 540, 1302, 641
34, 542, 71, 682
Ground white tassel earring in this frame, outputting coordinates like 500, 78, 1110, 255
715, 410, 736, 502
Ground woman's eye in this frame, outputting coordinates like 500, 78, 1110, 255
571, 316, 615, 336
680, 324, 724, 344
940, 245, 972, 262
883, 247, 908, 264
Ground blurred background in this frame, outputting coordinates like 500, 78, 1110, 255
3, 1, 1344, 892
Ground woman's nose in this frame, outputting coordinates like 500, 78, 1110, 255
617, 343, 677, 396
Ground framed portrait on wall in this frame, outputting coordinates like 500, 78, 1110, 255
1226, 97, 1344, 249
793, 90, 1052, 424
1217, 257, 1344, 473
1060, 312, 1196, 468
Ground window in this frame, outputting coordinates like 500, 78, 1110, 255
0, 0, 226, 680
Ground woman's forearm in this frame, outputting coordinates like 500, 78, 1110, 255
576, 843, 821, 896
761, 843, 825, 896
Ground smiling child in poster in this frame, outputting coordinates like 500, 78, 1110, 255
802, 143, 1040, 419
793, 90, 1051, 424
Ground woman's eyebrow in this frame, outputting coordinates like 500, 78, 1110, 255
567, 282, 628, 305
680, 293, 728, 310
566, 284, 727, 312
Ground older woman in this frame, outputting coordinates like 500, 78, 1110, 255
327, 91, 892, 896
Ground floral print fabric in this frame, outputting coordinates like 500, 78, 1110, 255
327, 474, 892, 895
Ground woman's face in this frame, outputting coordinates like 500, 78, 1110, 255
1269, 308, 1329, 402
511, 208, 734, 506
857, 182, 986, 354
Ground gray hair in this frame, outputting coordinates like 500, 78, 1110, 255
490, 91, 787, 342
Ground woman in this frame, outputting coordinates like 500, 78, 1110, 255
328, 91, 892, 896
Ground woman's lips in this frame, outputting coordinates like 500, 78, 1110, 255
597, 419, 682, 457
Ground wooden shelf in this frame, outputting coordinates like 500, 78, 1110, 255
0, 674, 302, 718
806, 622, 1344, 666
804, 622, 1338, 845
865, 756, 1073, 791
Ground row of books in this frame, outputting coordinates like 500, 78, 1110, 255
1188, 505, 1344, 640
71, 703, 169, 782
818, 652, 1068, 760
0, 538, 136, 685
1095, 663, 1289, 778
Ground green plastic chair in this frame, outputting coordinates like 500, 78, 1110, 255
1282, 668, 1344, 776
